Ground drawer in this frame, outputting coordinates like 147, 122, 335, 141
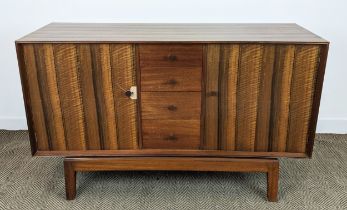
142, 120, 200, 149
139, 44, 203, 67
141, 67, 201, 91
141, 92, 201, 120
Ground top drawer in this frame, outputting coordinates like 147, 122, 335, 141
139, 44, 203, 67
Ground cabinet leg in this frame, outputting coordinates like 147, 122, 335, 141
267, 160, 279, 202
64, 160, 76, 200
62, 157, 279, 201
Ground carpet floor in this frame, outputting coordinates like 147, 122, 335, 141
0, 130, 346, 209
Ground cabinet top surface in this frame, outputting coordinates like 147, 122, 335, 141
16, 22, 328, 43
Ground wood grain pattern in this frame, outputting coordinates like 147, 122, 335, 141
255, 45, 276, 151
201, 43, 323, 154
219, 44, 239, 150
110, 44, 138, 149
17, 40, 327, 158
270, 45, 295, 152
138, 44, 203, 150
38, 148, 307, 158
286, 45, 320, 152
236, 44, 263, 151
141, 92, 201, 120
76, 44, 101, 150
34, 44, 66, 150
17, 23, 327, 43
22, 44, 49, 151
306, 44, 329, 157
16, 44, 37, 155
66, 157, 277, 171
54, 44, 86, 150
141, 67, 202, 92
64, 157, 279, 201
142, 120, 200, 149
20, 43, 139, 152
203, 44, 220, 150
139, 44, 203, 67
91, 44, 118, 150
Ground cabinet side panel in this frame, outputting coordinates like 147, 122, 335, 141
91, 44, 118, 150
22, 44, 50, 151
235, 44, 263, 151
269, 45, 295, 152
255, 45, 276, 151
306, 44, 329, 157
286, 45, 320, 152
219, 45, 239, 151
110, 44, 138, 149
34, 44, 66, 150
53, 44, 86, 150
203, 44, 220, 150
76, 44, 101, 150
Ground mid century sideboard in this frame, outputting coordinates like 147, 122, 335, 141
15, 23, 329, 201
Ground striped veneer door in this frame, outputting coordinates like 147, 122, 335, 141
21, 44, 138, 151
203, 44, 321, 153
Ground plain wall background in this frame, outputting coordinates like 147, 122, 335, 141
0, 0, 346, 133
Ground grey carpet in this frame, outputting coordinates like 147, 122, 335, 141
0, 130, 346, 210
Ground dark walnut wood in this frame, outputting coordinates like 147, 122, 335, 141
16, 23, 327, 43
16, 23, 329, 201
18, 43, 139, 151
202, 44, 323, 153
139, 44, 203, 67
16, 28, 328, 157
140, 92, 201, 120
140, 67, 202, 92
64, 157, 279, 201
142, 120, 200, 149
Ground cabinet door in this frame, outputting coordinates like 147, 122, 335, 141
18, 43, 138, 153
202, 44, 323, 155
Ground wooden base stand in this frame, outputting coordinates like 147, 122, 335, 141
64, 157, 279, 202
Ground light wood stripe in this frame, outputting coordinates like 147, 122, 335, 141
270, 45, 295, 152
92, 44, 118, 150
34, 44, 66, 150
110, 44, 138, 149
54, 44, 86, 150
203, 44, 220, 150
77, 44, 101, 150
236, 44, 263, 151
255, 45, 276, 151
219, 44, 239, 151
287, 45, 320, 152
23, 44, 50, 150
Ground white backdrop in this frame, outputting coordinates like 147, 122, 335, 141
0, 0, 346, 133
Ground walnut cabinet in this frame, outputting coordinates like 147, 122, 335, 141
16, 23, 329, 201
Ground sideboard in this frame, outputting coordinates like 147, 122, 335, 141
16, 23, 329, 201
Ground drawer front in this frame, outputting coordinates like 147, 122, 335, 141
139, 44, 203, 67
141, 92, 201, 120
141, 67, 202, 91
142, 120, 200, 149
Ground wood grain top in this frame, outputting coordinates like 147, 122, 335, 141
16, 23, 328, 43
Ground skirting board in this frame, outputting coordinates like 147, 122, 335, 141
0, 117, 346, 134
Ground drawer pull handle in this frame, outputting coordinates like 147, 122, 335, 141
167, 79, 178, 85
167, 105, 177, 111
164, 134, 178, 141
167, 54, 177, 61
